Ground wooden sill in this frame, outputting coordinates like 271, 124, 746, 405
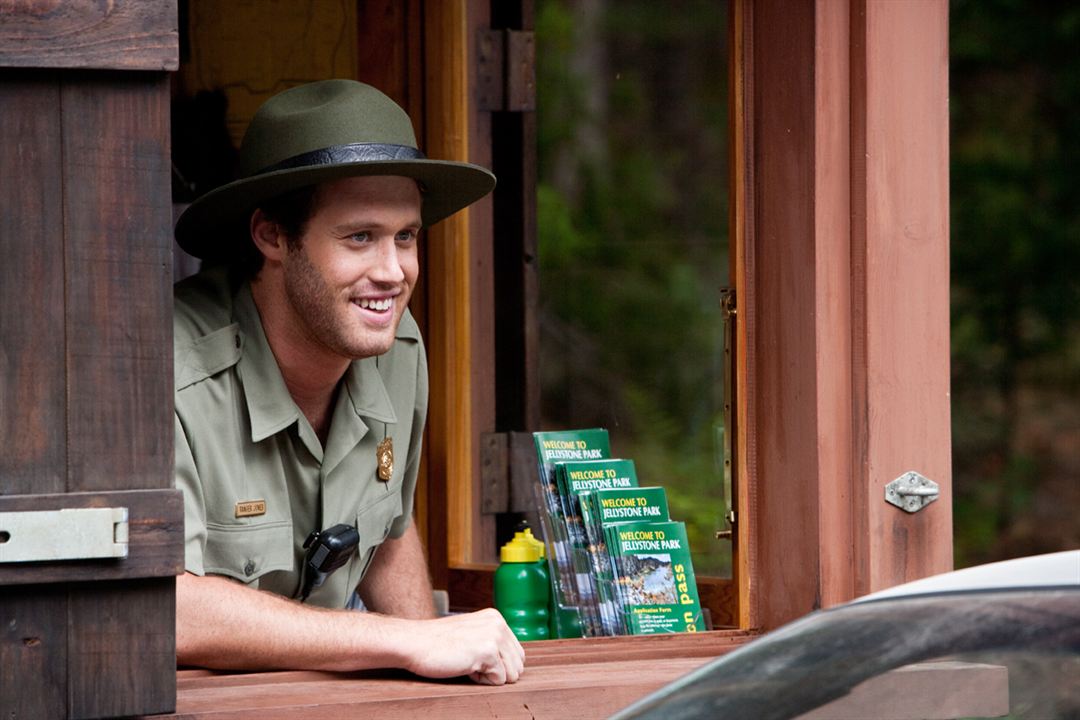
160, 630, 757, 719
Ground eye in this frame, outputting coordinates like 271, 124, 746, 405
349, 231, 372, 243
396, 229, 418, 244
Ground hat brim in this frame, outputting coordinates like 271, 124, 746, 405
175, 159, 496, 260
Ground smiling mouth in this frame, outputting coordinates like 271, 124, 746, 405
354, 297, 393, 312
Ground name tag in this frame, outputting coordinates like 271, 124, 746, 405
234, 500, 267, 518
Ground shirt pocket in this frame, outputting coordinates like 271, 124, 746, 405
345, 490, 404, 592
203, 520, 294, 584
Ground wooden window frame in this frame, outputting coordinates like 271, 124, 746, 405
420, 0, 744, 627
422, 0, 953, 634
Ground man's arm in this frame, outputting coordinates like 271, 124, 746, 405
357, 523, 436, 618
176, 572, 524, 684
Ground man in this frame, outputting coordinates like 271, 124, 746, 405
172, 80, 524, 684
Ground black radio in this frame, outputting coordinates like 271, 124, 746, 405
299, 524, 360, 602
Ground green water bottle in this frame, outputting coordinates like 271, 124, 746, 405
494, 527, 550, 642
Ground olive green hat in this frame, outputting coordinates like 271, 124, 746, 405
174, 79, 496, 260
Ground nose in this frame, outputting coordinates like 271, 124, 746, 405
370, 236, 406, 284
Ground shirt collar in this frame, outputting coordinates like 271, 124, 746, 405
343, 357, 397, 424
322, 357, 398, 475
234, 284, 300, 443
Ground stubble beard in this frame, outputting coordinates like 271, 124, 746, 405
282, 245, 400, 360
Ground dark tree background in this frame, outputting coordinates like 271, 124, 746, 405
950, 0, 1080, 566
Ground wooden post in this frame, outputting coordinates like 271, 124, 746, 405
0, 2, 182, 716
736, 0, 952, 630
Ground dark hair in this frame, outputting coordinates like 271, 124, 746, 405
261, 185, 319, 243
233, 185, 319, 279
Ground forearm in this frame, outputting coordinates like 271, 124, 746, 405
358, 522, 437, 618
176, 571, 526, 684
176, 572, 408, 672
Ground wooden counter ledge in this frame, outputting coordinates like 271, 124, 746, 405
154, 629, 755, 719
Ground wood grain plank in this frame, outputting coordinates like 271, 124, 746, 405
465, 0, 499, 565
356, 0, 409, 110
812, 0, 856, 611
423, 0, 490, 573
1, 45, 178, 720
177, 0, 357, 147
855, 0, 952, 591
0, 72, 67, 497
0, 585, 68, 718
698, 576, 738, 628
160, 656, 712, 719
729, 0, 755, 631
163, 631, 755, 719
521, 628, 753, 665
69, 578, 176, 719
750, 0, 822, 628
172, 629, 753, 689
0, 71, 73, 719
60, 72, 174, 493
739, 0, 953, 631
0, 489, 184, 585
0, 0, 178, 71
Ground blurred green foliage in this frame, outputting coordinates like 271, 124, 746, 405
951, 0, 1080, 566
536, 0, 731, 576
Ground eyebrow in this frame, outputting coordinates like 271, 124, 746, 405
331, 218, 423, 235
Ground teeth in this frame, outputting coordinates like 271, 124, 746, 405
357, 298, 393, 312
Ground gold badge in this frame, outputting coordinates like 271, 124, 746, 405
235, 499, 266, 518
377, 437, 394, 481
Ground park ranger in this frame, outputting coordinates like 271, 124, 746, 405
172, 80, 523, 684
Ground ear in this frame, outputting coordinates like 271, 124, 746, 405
250, 208, 287, 263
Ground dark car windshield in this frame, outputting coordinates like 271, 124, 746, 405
612, 589, 1080, 720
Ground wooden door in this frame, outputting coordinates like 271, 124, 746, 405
0, 3, 183, 718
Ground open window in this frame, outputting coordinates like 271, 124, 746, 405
168, 0, 743, 626
168, 0, 743, 629
169, 0, 954, 639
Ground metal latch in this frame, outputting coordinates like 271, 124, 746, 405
0, 507, 129, 563
885, 471, 939, 513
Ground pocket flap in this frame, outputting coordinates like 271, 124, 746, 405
355, 491, 403, 549
203, 521, 294, 583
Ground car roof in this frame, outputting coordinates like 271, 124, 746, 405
853, 549, 1080, 603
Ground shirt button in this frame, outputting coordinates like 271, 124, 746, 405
244, 560, 256, 577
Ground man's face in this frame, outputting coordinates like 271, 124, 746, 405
280, 175, 421, 361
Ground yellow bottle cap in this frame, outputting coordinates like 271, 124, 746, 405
523, 526, 546, 559
500, 528, 542, 563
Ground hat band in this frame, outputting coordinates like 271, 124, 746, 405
257, 142, 426, 176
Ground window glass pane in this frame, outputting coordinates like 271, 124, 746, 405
537, 0, 731, 577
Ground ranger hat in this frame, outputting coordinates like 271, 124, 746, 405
174, 79, 496, 260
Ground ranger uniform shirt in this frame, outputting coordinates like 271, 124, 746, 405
174, 266, 427, 608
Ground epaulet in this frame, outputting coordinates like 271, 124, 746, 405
175, 323, 242, 391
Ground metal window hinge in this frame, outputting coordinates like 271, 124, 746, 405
715, 287, 738, 542
0, 507, 129, 563
477, 29, 536, 112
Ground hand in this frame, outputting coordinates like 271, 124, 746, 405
402, 608, 525, 685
